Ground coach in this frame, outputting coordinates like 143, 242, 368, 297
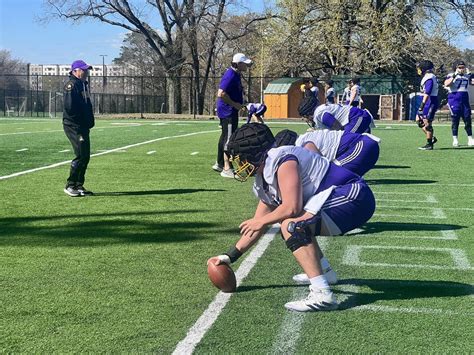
63, 60, 95, 197
213, 53, 252, 178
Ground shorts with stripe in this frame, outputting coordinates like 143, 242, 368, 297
334, 135, 379, 176
345, 109, 372, 134
320, 180, 375, 235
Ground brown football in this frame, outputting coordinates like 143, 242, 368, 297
207, 259, 237, 293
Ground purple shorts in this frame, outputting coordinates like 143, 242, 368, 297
335, 135, 379, 176
422, 96, 439, 122
345, 108, 372, 134
312, 163, 375, 235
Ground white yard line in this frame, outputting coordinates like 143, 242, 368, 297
15, 148, 28, 152
373, 213, 446, 219
146, 150, 156, 155
352, 304, 472, 316
190, 151, 199, 155
0, 130, 218, 181
271, 236, 331, 354
172, 225, 280, 355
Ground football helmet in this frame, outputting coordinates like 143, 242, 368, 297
227, 123, 275, 182
417, 60, 434, 75
275, 129, 298, 147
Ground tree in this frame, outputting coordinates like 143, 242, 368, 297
0, 50, 27, 90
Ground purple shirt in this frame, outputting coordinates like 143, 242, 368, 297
216, 68, 243, 119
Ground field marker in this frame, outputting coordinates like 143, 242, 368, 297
440, 230, 458, 240
352, 304, 471, 316
373, 213, 446, 219
15, 148, 28, 152
0, 129, 219, 181
146, 150, 156, 155
271, 236, 331, 354
342, 245, 473, 270
172, 225, 280, 355
376, 198, 437, 204
426, 195, 438, 203
59, 149, 70, 153
190, 151, 199, 155
432, 208, 446, 219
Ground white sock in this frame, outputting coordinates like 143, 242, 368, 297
320, 257, 331, 271
309, 275, 330, 290
453, 136, 458, 141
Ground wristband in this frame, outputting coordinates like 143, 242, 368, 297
418, 102, 425, 112
225, 246, 243, 263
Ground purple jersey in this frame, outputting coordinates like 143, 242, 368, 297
216, 67, 243, 119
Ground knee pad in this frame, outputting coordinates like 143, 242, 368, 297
285, 222, 312, 252
284, 215, 321, 252
425, 124, 433, 133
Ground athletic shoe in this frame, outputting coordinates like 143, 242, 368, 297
432, 136, 438, 145
76, 185, 94, 196
468, 138, 474, 147
64, 186, 81, 197
292, 266, 338, 285
418, 143, 433, 150
284, 286, 337, 312
220, 169, 234, 178
212, 162, 223, 172
452, 137, 459, 147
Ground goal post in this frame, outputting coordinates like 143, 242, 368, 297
5, 96, 27, 117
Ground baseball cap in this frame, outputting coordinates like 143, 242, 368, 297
71, 60, 93, 71
232, 53, 252, 64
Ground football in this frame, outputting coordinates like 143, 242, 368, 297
207, 259, 237, 293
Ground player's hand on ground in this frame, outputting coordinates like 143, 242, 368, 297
207, 255, 231, 266
239, 218, 264, 238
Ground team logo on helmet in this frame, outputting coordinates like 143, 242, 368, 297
227, 123, 275, 182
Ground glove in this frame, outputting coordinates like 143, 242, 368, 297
417, 119, 425, 128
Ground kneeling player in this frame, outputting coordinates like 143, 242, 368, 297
275, 129, 380, 177
311, 103, 375, 134
208, 124, 376, 312
246, 103, 267, 124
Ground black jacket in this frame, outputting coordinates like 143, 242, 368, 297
63, 75, 94, 129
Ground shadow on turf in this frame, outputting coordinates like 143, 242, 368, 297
93, 188, 226, 196
346, 221, 466, 235
365, 178, 437, 185
372, 165, 411, 169
334, 278, 474, 310
0, 210, 224, 246
436, 147, 474, 150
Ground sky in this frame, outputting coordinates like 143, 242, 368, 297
0, 0, 472, 66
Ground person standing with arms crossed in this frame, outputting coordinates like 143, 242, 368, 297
213, 53, 252, 178
63, 60, 95, 197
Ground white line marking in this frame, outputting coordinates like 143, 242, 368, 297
376, 198, 437, 204
432, 208, 446, 219
271, 236, 331, 354
146, 150, 156, 155
377, 206, 474, 212
352, 304, 471, 316
15, 148, 28, 152
0, 129, 65, 136
59, 149, 70, 153
342, 245, 473, 270
440, 230, 458, 240
190, 151, 199, 155
110, 122, 142, 126
373, 191, 431, 196
373, 213, 446, 219
426, 195, 438, 203
172, 225, 280, 355
0, 129, 219, 180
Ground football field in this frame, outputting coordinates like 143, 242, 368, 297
1, 117, 473, 353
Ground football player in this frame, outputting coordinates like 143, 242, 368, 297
208, 124, 376, 312
246, 102, 267, 124
325, 80, 336, 104
416, 60, 439, 150
348, 77, 363, 107
444, 60, 473, 147
274, 129, 380, 177
310, 103, 375, 134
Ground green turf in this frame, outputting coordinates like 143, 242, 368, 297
1, 118, 473, 352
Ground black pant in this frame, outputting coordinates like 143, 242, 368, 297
217, 115, 239, 167
63, 124, 91, 187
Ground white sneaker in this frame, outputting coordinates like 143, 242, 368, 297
220, 169, 234, 178
452, 138, 459, 147
292, 266, 338, 285
468, 138, 474, 147
212, 162, 223, 172
284, 286, 337, 312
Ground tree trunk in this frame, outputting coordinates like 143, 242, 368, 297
166, 71, 182, 114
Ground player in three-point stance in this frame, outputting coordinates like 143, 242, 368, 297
444, 60, 474, 147
208, 123, 376, 312
246, 102, 267, 124
416, 60, 439, 150
310, 103, 375, 134
274, 129, 380, 177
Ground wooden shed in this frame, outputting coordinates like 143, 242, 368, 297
263, 78, 305, 119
